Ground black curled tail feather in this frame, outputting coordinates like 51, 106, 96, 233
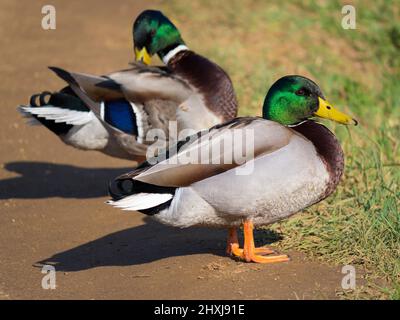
27, 86, 90, 135
108, 178, 135, 201
108, 177, 176, 200
28, 90, 73, 135
29, 86, 88, 111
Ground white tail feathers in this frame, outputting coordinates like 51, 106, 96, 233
107, 193, 173, 211
18, 105, 94, 126
17, 106, 41, 125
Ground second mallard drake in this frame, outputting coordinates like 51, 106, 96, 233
19, 10, 237, 160
108, 75, 357, 263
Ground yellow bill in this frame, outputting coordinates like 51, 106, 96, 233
134, 47, 152, 65
315, 97, 358, 125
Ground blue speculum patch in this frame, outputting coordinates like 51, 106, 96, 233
104, 99, 138, 135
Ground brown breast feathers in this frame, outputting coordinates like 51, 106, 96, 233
292, 121, 345, 200
168, 50, 238, 121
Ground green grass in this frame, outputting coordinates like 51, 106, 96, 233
158, 0, 400, 298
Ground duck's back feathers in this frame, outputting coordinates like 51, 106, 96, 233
48, 66, 124, 103
50, 64, 184, 103
109, 118, 344, 227
105, 63, 193, 103
108, 117, 293, 218
114, 117, 291, 188
47, 65, 186, 133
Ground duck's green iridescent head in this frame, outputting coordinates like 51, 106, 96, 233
133, 10, 185, 65
263, 75, 357, 126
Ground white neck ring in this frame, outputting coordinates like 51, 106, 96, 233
162, 44, 189, 65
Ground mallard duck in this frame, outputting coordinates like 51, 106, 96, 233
107, 75, 357, 263
19, 10, 237, 160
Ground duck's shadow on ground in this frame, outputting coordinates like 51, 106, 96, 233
36, 217, 283, 271
0, 161, 132, 199
0, 161, 283, 270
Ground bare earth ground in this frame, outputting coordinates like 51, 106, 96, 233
0, 0, 344, 299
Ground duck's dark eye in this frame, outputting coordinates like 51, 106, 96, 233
295, 88, 307, 96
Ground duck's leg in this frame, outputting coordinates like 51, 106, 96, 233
227, 227, 274, 256
230, 220, 290, 263
226, 227, 239, 255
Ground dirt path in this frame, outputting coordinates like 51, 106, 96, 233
0, 0, 343, 299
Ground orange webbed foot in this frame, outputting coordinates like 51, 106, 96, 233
227, 221, 290, 264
